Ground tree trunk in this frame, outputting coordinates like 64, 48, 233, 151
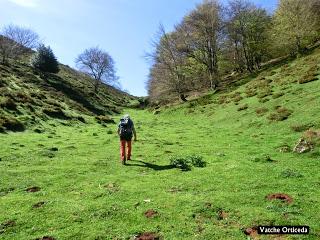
94, 82, 99, 93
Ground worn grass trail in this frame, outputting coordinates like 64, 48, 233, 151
1, 49, 320, 239
1, 104, 320, 239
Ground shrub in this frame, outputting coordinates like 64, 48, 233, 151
0, 116, 25, 132
0, 98, 17, 110
170, 155, 206, 171
170, 156, 192, 171
298, 66, 319, 84
255, 107, 269, 116
31, 44, 59, 73
258, 98, 270, 103
272, 92, 285, 99
257, 88, 272, 99
188, 155, 206, 168
76, 116, 86, 123
303, 129, 320, 146
280, 169, 303, 178
290, 123, 313, 132
0, 79, 6, 88
245, 88, 257, 97
267, 107, 292, 121
95, 115, 115, 124
251, 154, 275, 163
43, 107, 70, 120
237, 104, 248, 111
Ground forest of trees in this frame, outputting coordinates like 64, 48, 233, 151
147, 0, 320, 103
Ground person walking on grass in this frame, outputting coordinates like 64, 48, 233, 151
117, 114, 137, 165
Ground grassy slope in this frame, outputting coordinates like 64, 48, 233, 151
0, 58, 135, 132
0, 49, 320, 239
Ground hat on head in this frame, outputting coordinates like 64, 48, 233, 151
124, 114, 130, 119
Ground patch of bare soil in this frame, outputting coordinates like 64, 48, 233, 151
144, 209, 158, 218
32, 201, 45, 208
26, 186, 41, 192
266, 193, 293, 204
35, 236, 56, 240
217, 210, 228, 220
243, 226, 258, 239
0, 220, 16, 234
135, 232, 160, 240
1, 220, 16, 228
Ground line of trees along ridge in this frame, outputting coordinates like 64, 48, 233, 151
147, 0, 320, 103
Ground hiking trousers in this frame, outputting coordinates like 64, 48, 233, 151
120, 139, 132, 161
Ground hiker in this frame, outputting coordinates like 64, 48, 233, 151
117, 114, 137, 164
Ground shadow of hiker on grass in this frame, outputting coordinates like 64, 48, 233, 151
125, 160, 175, 171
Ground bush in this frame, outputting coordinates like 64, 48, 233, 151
298, 65, 319, 84
272, 92, 285, 99
255, 107, 269, 116
237, 104, 248, 111
95, 115, 115, 124
0, 98, 17, 110
43, 107, 70, 120
245, 88, 257, 97
0, 79, 6, 88
170, 155, 206, 171
188, 155, 206, 167
267, 107, 292, 121
0, 116, 25, 132
31, 44, 59, 73
303, 129, 320, 146
280, 169, 303, 178
290, 123, 313, 132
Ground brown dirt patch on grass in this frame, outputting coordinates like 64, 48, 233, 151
135, 232, 160, 240
26, 186, 41, 193
243, 226, 258, 239
144, 209, 158, 218
35, 236, 56, 240
32, 201, 45, 208
266, 193, 293, 204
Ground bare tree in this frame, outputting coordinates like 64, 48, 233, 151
3, 24, 40, 49
147, 24, 190, 102
0, 24, 40, 64
75, 47, 118, 93
0, 36, 15, 64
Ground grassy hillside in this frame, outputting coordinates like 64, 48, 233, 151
0, 58, 135, 133
0, 48, 319, 239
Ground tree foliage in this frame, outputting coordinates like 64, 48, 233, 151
272, 0, 319, 55
147, 0, 319, 103
31, 44, 59, 73
226, 0, 271, 72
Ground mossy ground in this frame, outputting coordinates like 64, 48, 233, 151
0, 49, 320, 239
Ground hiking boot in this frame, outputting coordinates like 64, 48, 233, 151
127, 157, 131, 160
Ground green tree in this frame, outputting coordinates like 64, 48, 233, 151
31, 44, 59, 73
179, 0, 222, 89
226, 0, 271, 72
272, 0, 319, 55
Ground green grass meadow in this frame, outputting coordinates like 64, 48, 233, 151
1, 50, 320, 239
